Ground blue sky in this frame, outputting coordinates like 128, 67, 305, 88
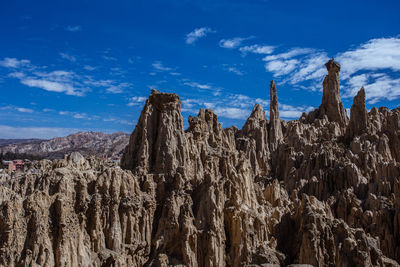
0, 0, 399, 139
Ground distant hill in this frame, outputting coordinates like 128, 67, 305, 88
0, 131, 129, 159
0, 138, 43, 146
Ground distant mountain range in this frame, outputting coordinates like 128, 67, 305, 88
0, 131, 129, 159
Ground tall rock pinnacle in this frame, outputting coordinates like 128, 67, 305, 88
346, 87, 368, 140
121, 89, 187, 174
318, 58, 348, 127
269, 80, 283, 151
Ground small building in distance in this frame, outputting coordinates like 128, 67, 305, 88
2, 161, 16, 171
2, 159, 26, 172
13, 159, 24, 171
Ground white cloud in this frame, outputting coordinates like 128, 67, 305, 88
213, 107, 247, 119
265, 59, 299, 77
180, 92, 311, 120
106, 82, 132, 94
223, 64, 244, 76
102, 55, 117, 61
263, 48, 313, 61
0, 58, 30, 68
181, 93, 270, 120
279, 103, 315, 119
152, 61, 173, 71
84, 65, 96, 71
219, 37, 250, 49
258, 37, 400, 103
73, 113, 87, 119
127, 96, 147, 106
262, 48, 327, 84
183, 81, 211, 90
344, 73, 400, 103
59, 52, 76, 62
185, 27, 215, 44
65, 25, 82, 32
21, 78, 85, 96
16, 107, 34, 113
0, 57, 130, 97
337, 37, 400, 79
239, 44, 275, 55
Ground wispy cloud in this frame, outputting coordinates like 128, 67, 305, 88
83, 65, 96, 71
65, 25, 82, 32
181, 93, 269, 120
185, 27, 215, 44
0, 57, 130, 96
183, 81, 211, 90
278, 103, 315, 118
106, 82, 132, 94
337, 37, 400, 78
219, 37, 252, 49
181, 91, 313, 121
16, 107, 34, 113
1, 105, 35, 114
127, 96, 147, 106
0, 58, 30, 68
59, 52, 76, 62
102, 55, 117, 61
223, 64, 244, 76
258, 37, 400, 103
152, 61, 173, 71
239, 44, 275, 55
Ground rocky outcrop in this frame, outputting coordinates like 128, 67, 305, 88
346, 87, 368, 141
269, 80, 283, 151
121, 89, 188, 174
0, 60, 399, 266
306, 58, 348, 130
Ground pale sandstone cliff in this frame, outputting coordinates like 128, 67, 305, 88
0, 59, 399, 267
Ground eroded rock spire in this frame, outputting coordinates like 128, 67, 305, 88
121, 89, 188, 174
318, 58, 348, 127
346, 87, 368, 140
269, 80, 283, 151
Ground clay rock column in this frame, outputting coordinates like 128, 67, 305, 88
319, 58, 348, 127
269, 80, 283, 151
121, 89, 188, 174
346, 87, 368, 140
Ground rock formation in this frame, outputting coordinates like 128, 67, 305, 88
306, 58, 349, 130
346, 87, 368, 141
0, 60, 399, 266
269, 80, 283, 151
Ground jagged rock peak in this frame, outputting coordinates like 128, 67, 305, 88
249, 104, 266, 120
346, 87, 368, 140
319, 58, 348, 127
121, 89, 187, 174
269, 80, 283, 151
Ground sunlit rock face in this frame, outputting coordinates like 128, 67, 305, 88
1, 61, 400, 267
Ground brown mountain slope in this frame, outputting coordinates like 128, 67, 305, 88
0, 131, 129, 159
0, 59, 399, 266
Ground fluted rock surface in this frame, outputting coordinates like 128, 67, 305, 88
346, 87, 368, 140
306, 58, 349, 130
0, 60, 399, 267
269, 80, 283, 151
